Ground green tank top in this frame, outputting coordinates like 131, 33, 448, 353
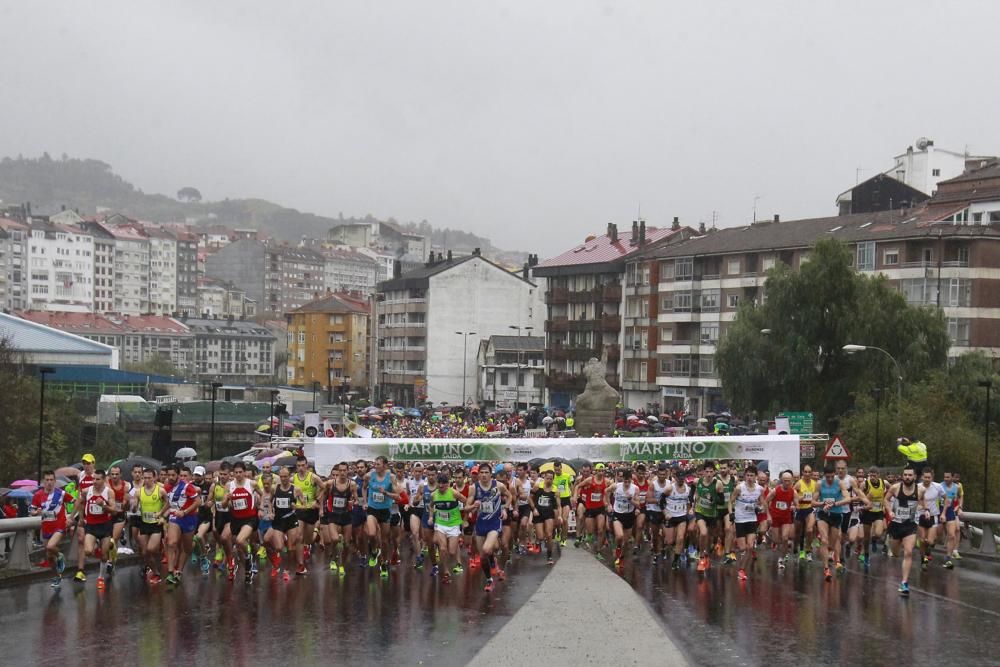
213, 483, 228, 511
696, 480, 718, 518
293, 472, 317, 507
432, 488, 462, 527
716, 475, 736, 510
139, 484, 164, 523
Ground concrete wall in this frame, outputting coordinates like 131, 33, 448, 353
425, 258, 542, 406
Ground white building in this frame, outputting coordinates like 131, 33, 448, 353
108, 225, 150, 315
322, 246, 379, 295
356, 247, 394, 284
0, 217, 29, 310
183, 316, 276, 383
145, 226, 178, 315
477, 334, 545, 411
376, 251, 543, 406
26, 221, 94, 312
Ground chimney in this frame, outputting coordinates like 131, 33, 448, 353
630, 220, 639, 245
61, 204, 66, 212
698, 221, 706, 235
522, 263, 529, 280
671, 216, 680, 231
529, 253, 538, 267
638, 220, 646, 245
472, 247, 480, 256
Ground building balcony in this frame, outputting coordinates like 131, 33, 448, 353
568, 288, 599, 304
546, 287, 569, 304
545, 316, 569, 333
567, 319, 599, 332
606, 343, 621, 362
601, 314, 621, 332
546, 345, 599, 362
379, 349, 426, 361
545, 370, 585, 392
603, 284, 622, 301
622, 346, 654, 359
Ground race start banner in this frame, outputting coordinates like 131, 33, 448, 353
303, 435, 801, 477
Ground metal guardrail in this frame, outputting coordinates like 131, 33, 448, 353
0, 517, 42, 571
961, 512, 999, 555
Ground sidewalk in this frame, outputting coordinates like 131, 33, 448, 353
468, 546, 689, 666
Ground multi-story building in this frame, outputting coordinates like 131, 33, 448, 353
285, 292, 371, 397
376, 250, 542, 406
143, 226, 177, 315
477, 334, 545, 411
205, 240, 325, 316
195, 277, 257, 319
182, 316, 276, 383
328, 220, 429, 262
77, 222, 116, 314
321, 246, 379, 295
173, 228, 199, 313
0, 217, 29, 310
356, 247, 393, 284
25, 220, 94, 312
533, 220, 691, 408
108, 224, 149, 315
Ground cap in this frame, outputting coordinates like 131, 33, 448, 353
82, 453, 96, 464
193, 466, 206, 476
594, 463, 606, 470
471, 466, 480, 474
494, 464, 505, 475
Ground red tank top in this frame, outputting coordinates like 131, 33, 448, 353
635, 481, 649, 507
229, 483, 257, 519
769, 486, 795, 519
78, 474, 95, 494
84, 487, 113, 525
583, 479, 609, 509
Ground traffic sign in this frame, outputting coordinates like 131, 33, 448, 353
800, 444, 816, 459
778, 412, 814, 435
823, 435, 850, 460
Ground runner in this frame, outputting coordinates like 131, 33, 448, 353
604, 468, 638, 572
573, 463, 592, 547
917, 467, 944, 571
418, 466, 439, 569
225, 461, 261, 583
292, 455, 323, 574
320, 462, 356, 576
884, 464, 925, 596
861, 467, 887, 567
644, 463, 670, 563
209, 464, 233, 570
693, 462, 724, 572
75, 468, 115, 590
270, 465, 302, 581
494, 465, 516, 569
632, 463, 649, 558
106, 464, 130, 569
30, 470, 73, 588
72, 453, 97, 582
940, 470, 964, 568
515, 464, 535, 554
363, 455, 401, 578
794, 465, 818, 563
715, 461, 738, 564
730, 465, 764, 581
428, 470, 469, 583
835, 460, 869, 564
662, 466, 691, 570
531, 469, 562, 565
573, 463, 610, 559
467, 464, 512, 591
256, 472, 276, 576
133, 467, 167, 584
813, 464, 851, 581
405, 462, 426, 564
127, 463, 144, 554
767, 470, 796, 569
163, 464, 201, 585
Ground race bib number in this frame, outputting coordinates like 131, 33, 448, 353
142, 511, 157, 523
638, 492, 647, 504
437, 510, 451, 522
871, 501, 882, 511
90, 503, 104, 515
895, 505, 912, 520
590, 492, 603, 503
371, 491, 386, 504
232, 498, 248, 511
332, 497, 347, 509
613, 500, 632, 514
215, 501, 226, 511
775, 501, 788, 511
538, 496, 551, 507
668, 501, 687, 515
557, 481, 567, 492
697, 496, 714, 510
42, 510, 56, 521
723, 492, 732, 502
801, 493, 813, 502
480, 500, 497, 515
275, 497, 290, 509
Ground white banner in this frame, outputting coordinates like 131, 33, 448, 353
303, 435, 801, 477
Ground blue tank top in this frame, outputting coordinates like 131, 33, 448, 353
422, 485, 434, 508
475, 480, 502, 525
367, 472, 393, 510
942, 482, 959, 507
819, 478, 846, 514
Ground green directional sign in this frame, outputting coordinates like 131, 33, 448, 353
779, 412, 814, 435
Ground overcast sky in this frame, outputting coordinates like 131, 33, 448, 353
1, 1, 997, 256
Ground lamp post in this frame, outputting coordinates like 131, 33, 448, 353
269, 389, 279, 441
979, 379, 992, 512
455, 331, 476, 408
312, 380, 320, 411
210, 381, 223, 460
37, 367, 55, 484
843, 344, 903, 432
509, 325, 534, 412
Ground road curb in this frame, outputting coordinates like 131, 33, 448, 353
0, 555, 141, 589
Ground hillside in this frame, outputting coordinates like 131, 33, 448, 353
0, 154, 525, 261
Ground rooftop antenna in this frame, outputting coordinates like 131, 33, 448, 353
752, 195, 760, 223
711, 210, 718, 229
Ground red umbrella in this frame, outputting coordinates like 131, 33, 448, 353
10, 479, 38, 488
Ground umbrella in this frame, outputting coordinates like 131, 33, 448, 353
539, 460, 576, 476
10, 480, 38, 488
7, 488, 34, 499
404, 408, 421, 418
647, 415, 659, 422
54, 466, 80, 479
542, 416, 554, 425
175, 447, 198, 461
626, 414, 639, 422
567, 458, 592, 472
696, 417, 708, 424
254, 448, 286, 460
117, 456, 162, 472
203, 461, 223, 473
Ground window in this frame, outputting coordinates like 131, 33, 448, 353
517, 372, 525, 387
660, 295, 673, 311
700, 323, 719, 344
673, 356, 691, 376
660, 327, 673, 342
641, 264, 650, 285
329, 314, 344, 325
297, 332, 305, 343
674, 292, 692, 312
856, 241, 875, 271
499, 371, 509, 386
660, 261, 674, 280
625, 263, 637, 286
761, 257, 775, 271
639, 361, 648, 379
640, 329, 649, 350
932, 168, 941, 177
957, 246, 970, 265
883, 249, 899, 266
922, 248, 933, 264
727, 258, 740, 275
699, 356, 716, 377
675, 257, 693, 280
900, 278, 933, 305
947, 318, 970, 346
727, 294, 740, 309
659, 358, 671, 374
946, 278, 971, 307
701, 289, 719, 312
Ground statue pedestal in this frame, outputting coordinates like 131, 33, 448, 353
573, 408, 617, 437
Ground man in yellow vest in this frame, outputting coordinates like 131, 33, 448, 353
897, 437, 928, 474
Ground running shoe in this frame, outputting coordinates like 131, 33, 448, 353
257, 546, 267, 563
338, 563, 345, 577
943, 559, 954, 569
430, 564, 440, 578
806, 553, 813, 563
106, 561, 114, 580
368, 551, 380, 568
614, 557, 622, 569
148, 572, 163, 585
921, 556, 929, 571
951, 550, 962, 560
559, 538, 567, 548
547, 556, 555, 565
303, 545, 311, 561
329, 559, 338, 572
379, 564, 389, 578
738, 568, 747, 581
271, 568, 279, 579
96, 577, 106, 591
798, 550, 806, 561
296, 564, 308, 576
50, 576, 61, 589
282, 571, 290, 582
250, 559, 259, 575
778, 560, 785, 571
244, 570, 253, 584
823, 566, 832, 581
595, 552, 605, 561
697, 555, 709, 572
201, 556, 211, 575
687, 545, 698, 559
497, 568, 506, 581
863, 554, 870, 569
836, 563, 845, 575
899, 581, 910, 596
651, 554, 659, 564
40, 559, 51, 569
166, 572, 179, 585
415, 553, 425, 569
484, 577, 494, 592
573, 538, 581, 549
56, 553, 65, 575
680, 553, 688, 567
214, 546, 224, 564
671, 557, 680, 570
74, 570, 86, 583
452, 564, 464, 575
442, 572, 451, 585
190, 550, 199, 566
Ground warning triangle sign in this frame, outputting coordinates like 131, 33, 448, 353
823, 435, 850, 460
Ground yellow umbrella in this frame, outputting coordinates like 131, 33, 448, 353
538, 460, 576, 476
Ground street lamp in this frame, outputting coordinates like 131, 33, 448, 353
312, 380, 320, 411
979, 379, 992, 512
843, 344, 903, 432
37, 367, 55, 484
455, 331, 477, 408
210, 381, 223, 460
509, 325, 534, 412
269, 389, 279, 441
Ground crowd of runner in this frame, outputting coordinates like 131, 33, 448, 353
29, 454, 965, 597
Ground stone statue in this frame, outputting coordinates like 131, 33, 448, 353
573, 355, 620, 436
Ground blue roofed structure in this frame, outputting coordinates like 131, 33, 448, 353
0, 312, 117, 367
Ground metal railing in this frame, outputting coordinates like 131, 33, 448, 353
0, 517, 41, 570
960, 512, 1000, 555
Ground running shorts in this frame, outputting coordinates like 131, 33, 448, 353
435, 524, 461, 539
389, 512, 402, 528
735, 521, 758, 538
258, 520, 273, 536
366, 507, 391, 524
532, 509, 555, 525
584, 507, 605, 520
944, 507, 957, 522
272, 515, 297, 534
695, 512, 717, 527
612, 512, 635, 530
295, 508, 320, 525
213, 511, 231, 534
170, 514, 199, 534
666, 516, 687, 528
816, 510, 841, 527
84, 522, 113, 539
646, 509, 664, 526
888, 521, 917, 541
919, 514, 938, 529
771, 514, 793, 528
794, 509, 814, 522
861, 511, 883, 525
352, 505, 366, 528
138, 521, 162, 536
475, 520, 502, 537
229, 516, 258, 535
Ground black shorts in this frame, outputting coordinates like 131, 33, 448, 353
84, 522, 113, 540
272, 515, 297, 534
735, 521, 758, 538
127, 515, 141, 530
389, 512, 402, 527
409, 507, 425, 521
326, 512, 352, 527
366, 507, 391, 524
532, 510, 555, 525
352, 506, 366, 528
888, 521, 917, 541
695, 513, 717, 527
861, 511, 884, 525
214, 512, 231, 534
794, 508, 814, 522
646, 510, 664, 526
584, 506, 605, 519
919, 514, 938, 529
840, 513, 854, 533
198, 507, 213, 525
817, 511, 842, 527
667, 516, 687, 528
518, 504, 531, 519
138, 521, 162, 537
295, 508, 319, 525
230, 516, 258, 535
612, 512, 635, 531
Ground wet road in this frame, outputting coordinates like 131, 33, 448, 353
0, 554, 553, 667
609, 548, 1000, 665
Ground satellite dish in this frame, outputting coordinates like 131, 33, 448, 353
915, 137, 931, 150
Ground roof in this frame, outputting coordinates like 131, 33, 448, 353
270, 244, 325, 263
534, 225, 685, 275
17, 311, 191, 336
180, 317, 276, 340
646, 207, 1000, 260
323, 246, 378, 264
0, 312, 115, 357
106, 315, 188, 334
489, 334, 545, 352
937, 159, 1000, 185
0, 217, 29, 232
52, 365, 186, 384
106, 224, 148, 242
377, 253, 534, 291
289, 292, 371, 315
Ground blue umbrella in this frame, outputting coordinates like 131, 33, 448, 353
7, 488, 34, 499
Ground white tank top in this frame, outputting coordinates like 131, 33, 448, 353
612, 483, 637, 514
647, 478, 670, 511
665, 483, 690, 518
733, 481, 763, 523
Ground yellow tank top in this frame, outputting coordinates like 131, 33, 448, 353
795, 479, 817, 509
139, 484, 164, 523
865, 478, 886, 512
293, 472, 316, 507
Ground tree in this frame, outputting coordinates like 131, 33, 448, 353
715, 238, 950, 430
125, 357, 185, 378
177, 186, 202, 203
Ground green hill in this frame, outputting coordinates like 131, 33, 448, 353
0, 154, 523, 261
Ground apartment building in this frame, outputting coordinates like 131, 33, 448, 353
476, 334, 545, 411
26, 220, 94, 312
182, 316, 276, 383
196, 277, 257, 319
285, 292, 370, 396
77, 222, 116, 313
205, 240, 325, 316
321, 246, 379, 295
0, 217, 29, 310
108, 224, 149, 315
143, 226, 178, 315
376, 250, 542, 406
533, 220, 691, 408
174, 228, 199, 313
